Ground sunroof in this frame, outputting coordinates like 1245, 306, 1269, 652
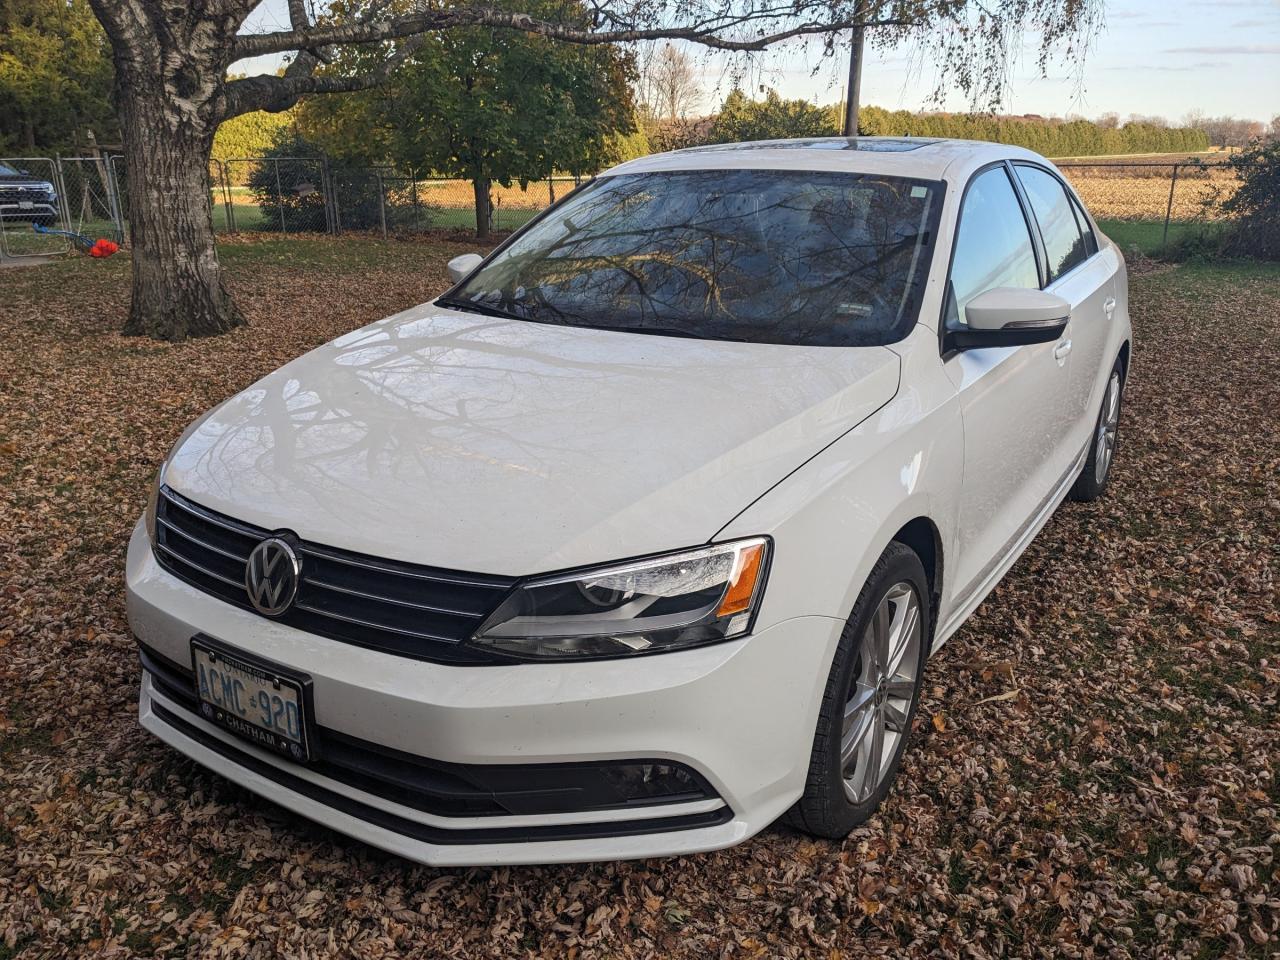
678, 137, 939, 154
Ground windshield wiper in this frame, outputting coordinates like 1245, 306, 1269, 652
437, 300, 747, 344
588, 323, 750, 343
435, 296, 529, 322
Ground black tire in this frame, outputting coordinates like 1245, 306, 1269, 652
1069, 357, 1125, 503
785, 542, 931, 839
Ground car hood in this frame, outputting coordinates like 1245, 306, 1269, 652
164, 305, 900, 575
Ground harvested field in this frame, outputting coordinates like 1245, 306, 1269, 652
1060, 165, 1241, 222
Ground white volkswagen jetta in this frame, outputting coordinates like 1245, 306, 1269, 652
127, 138, 1130, 865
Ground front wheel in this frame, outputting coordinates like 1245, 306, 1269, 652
786, 543, 930, 839
1070, 358, 1124, 502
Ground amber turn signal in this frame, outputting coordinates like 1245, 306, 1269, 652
716, 542, 766, 617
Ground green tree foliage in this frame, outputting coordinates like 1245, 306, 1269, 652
1218, 140, 1280, 260
296, 0, 636, 237
709, 89, 839, 144
0, 0, 115, 152
246, 129, 388, 232
213, 111, 294, 166
602, 127, 652, 166
858, 107, 1209, 156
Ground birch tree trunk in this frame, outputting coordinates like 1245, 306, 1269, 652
92, 1, 244, 341
118, 84, 243, 339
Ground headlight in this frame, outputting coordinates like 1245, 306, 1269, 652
471, 537, 769, 659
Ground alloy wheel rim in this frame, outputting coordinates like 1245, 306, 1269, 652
1095, 372, 1121, 485
841, 581, 922, 804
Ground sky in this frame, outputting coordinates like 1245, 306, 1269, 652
234, 0, 1280, 123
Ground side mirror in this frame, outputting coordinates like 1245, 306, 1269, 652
446, 253, 484, 285
947, 287, 1070, 350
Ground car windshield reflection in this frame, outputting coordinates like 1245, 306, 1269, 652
452, 169, 944, 347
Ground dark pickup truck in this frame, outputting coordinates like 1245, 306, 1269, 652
0, 161, 58, 225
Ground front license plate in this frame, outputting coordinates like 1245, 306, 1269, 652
191, 638, 312, 762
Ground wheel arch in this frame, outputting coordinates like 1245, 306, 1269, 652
888, 516, 943, 651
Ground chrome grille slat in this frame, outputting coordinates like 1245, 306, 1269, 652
163, 488, 262, 538
156, 514, 250, 563
299, 543, 510, 588
304, 576, 483, 618
293, 602, 460, 644
153, 487, 514, 664
154, 540, 244, 589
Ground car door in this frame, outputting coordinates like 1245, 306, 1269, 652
941, 163, 1079, 605
1012, 162, 1119, 451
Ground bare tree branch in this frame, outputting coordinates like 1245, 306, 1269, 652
223, 35, 429, 117
231, 8, 917, 60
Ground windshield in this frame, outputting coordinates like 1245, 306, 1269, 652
448, 168, 943, 346
0, 163, 19, 176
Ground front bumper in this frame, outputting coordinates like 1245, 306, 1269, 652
0, 201, 56, 220
126, 520, 841, 865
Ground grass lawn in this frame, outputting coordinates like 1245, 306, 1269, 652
1096, 218, 1219, 257
0, 239, 1276, 957
210, 188, 541, 235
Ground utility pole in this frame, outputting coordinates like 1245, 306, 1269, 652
842, 1, 867, 137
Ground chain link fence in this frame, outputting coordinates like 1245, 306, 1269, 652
0, 153, 581, 258
1056, 159, 1244, 250
0, 152, 1256, 262
212, 157, 579, 238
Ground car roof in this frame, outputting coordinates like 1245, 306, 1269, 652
602, 137, 1050, 184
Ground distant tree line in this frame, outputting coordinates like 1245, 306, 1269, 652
1183, 112, 1279, 151
858, 106, 1210, 156
702, 89, 1214, 157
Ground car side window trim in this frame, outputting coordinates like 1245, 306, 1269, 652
936, 160, 1046, 357
1012, 161, 1098, 282
1068, 194, 1099, 257
1003, 161, 1051, 288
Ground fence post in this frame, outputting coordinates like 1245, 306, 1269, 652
334, 171, 343, 235
273, 159, 287, 233
410, 173, 421, 233
321, 158, 334, 234
105, 155, 126, 244
110, 155, 132, 244
376, 172, 388, 240
1162, 164, 1180, 248
219, 161, 234, 234
54, 155, 72, 235
227, 162, 238, 232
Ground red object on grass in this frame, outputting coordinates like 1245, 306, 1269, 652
89, 238, 119, 258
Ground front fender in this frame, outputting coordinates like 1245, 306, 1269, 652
717, 327, 964, 645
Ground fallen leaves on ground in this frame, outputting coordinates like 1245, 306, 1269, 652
0, 242, 1276, 958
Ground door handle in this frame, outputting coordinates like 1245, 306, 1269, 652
1103, 297, 1117, 318
1053, 339, 1072, 363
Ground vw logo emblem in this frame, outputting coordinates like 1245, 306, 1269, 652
245, 537, 301, 616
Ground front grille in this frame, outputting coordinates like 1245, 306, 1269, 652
154, 486, 515, 664
140, 642, 727, 838
0, 187, 53, 203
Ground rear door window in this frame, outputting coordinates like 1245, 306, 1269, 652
1015, 164, 1088, 283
